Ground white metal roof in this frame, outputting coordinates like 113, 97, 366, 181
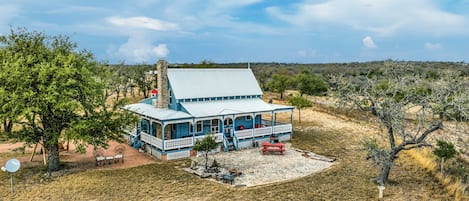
180, 98, 293, 118
167, 68, 263, 100
123, 103, 192, 121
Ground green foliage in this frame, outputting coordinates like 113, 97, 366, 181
433, 140, 457, 160
267, 73, 292, 99
288, 95, 312, 123
192, 134, 218, 170
294, 73, 328, 96
288, 95, 312, 110
0, 28, 136, 171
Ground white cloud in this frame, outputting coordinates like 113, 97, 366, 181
297, 49, 317, 57
107, 16, 179, 31
363, 36, 377, 49
109, 32, 170, 63
152, 44, 169, 58
424, 42, 442, 51
267, 0, 469, 36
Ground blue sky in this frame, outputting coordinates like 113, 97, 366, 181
1, 0, 469, 64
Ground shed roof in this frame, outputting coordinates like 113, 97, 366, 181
167, 68, 263, 100
180, 98, 293, 118
123, 103, 192, 121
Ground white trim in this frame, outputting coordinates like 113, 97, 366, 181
196, 121, 203, 133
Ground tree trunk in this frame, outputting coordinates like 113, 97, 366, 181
377, 161, 392, 185
45, 138, 61, 172
204, 152, 209, 170
280, 92, 283, 100
298, 109, 301, 123
3, 119, 13, 133
440, 157, 445, 175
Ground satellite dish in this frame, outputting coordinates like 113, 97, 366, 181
4, 158, 20, 173
2, 158, 20, 193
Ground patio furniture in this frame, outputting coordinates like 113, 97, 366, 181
93, 149, 106, 166
114, 144, 125, 163
261, 141, 285, 155
222, 174, 234, 185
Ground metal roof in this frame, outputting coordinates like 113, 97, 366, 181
167, 68, 263, 100
180, 98, 293, 118
123, 103, 192, 121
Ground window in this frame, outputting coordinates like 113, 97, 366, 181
211, 119, 219, 133
190, 122, 193, 133
246, 116, 252, 121
196, 121, 202, 133
141, 119, 150, 134
151, 122, 158, 136
169, 90, 173, 105
224, 119, 233, 126
172, 124, 176, 132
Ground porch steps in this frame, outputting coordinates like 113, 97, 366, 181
227, 137, 236, 151
224, 134, 238, 152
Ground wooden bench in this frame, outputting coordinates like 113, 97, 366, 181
261, 142, 285, 155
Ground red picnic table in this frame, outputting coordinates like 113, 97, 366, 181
261, 141, 285, 155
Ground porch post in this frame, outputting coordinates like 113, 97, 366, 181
220, 117, 224, 134
232, 115, 236, 137
251, 113, 255, 137
192, 119, 195, 145
161, 122, 165, 152
271, 111, 275, 135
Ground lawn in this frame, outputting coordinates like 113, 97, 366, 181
0, 108, 454, 201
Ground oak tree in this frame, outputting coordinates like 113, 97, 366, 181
0, 28, 135, 172
336, 62, 468, 185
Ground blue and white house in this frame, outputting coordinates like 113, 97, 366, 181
123, 60, 293, 160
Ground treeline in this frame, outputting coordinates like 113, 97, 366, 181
102, 60, 468, 102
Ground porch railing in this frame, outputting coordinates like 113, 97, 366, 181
194, 133, 223, 143
233, 124, 292, 139
235, 129, 253, 140
165, 137, 193, 150
140, 132, 163, 149
253, 127, 273, 137
273, 124, 292, 134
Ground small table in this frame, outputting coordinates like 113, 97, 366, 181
261, 142, 285, 155
105, 156, 114, 164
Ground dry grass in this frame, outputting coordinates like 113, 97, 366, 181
407, 148, 469, 200
0, 94, 459, 200
0, 124, 453, 201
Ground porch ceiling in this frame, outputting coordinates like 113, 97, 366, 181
180, 98, 293, 118
123, 103, 192, 121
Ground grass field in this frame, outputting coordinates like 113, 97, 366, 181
0, 109, 455, 201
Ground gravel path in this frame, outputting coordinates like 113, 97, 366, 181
191, 143, 334, 187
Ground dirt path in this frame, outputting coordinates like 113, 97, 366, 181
0, 141, 156, 172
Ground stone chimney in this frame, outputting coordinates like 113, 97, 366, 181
156, 59, 168, 109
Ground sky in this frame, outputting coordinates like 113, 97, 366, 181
1, 0, 469, 64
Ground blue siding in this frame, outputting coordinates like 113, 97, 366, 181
176, 123, 191, 138
255, 115, 262, 125
168, 82, 179, 110
234, 116, 254, 130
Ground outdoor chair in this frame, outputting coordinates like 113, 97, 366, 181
93, 149, 106, 166
114, 144, 125, 163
